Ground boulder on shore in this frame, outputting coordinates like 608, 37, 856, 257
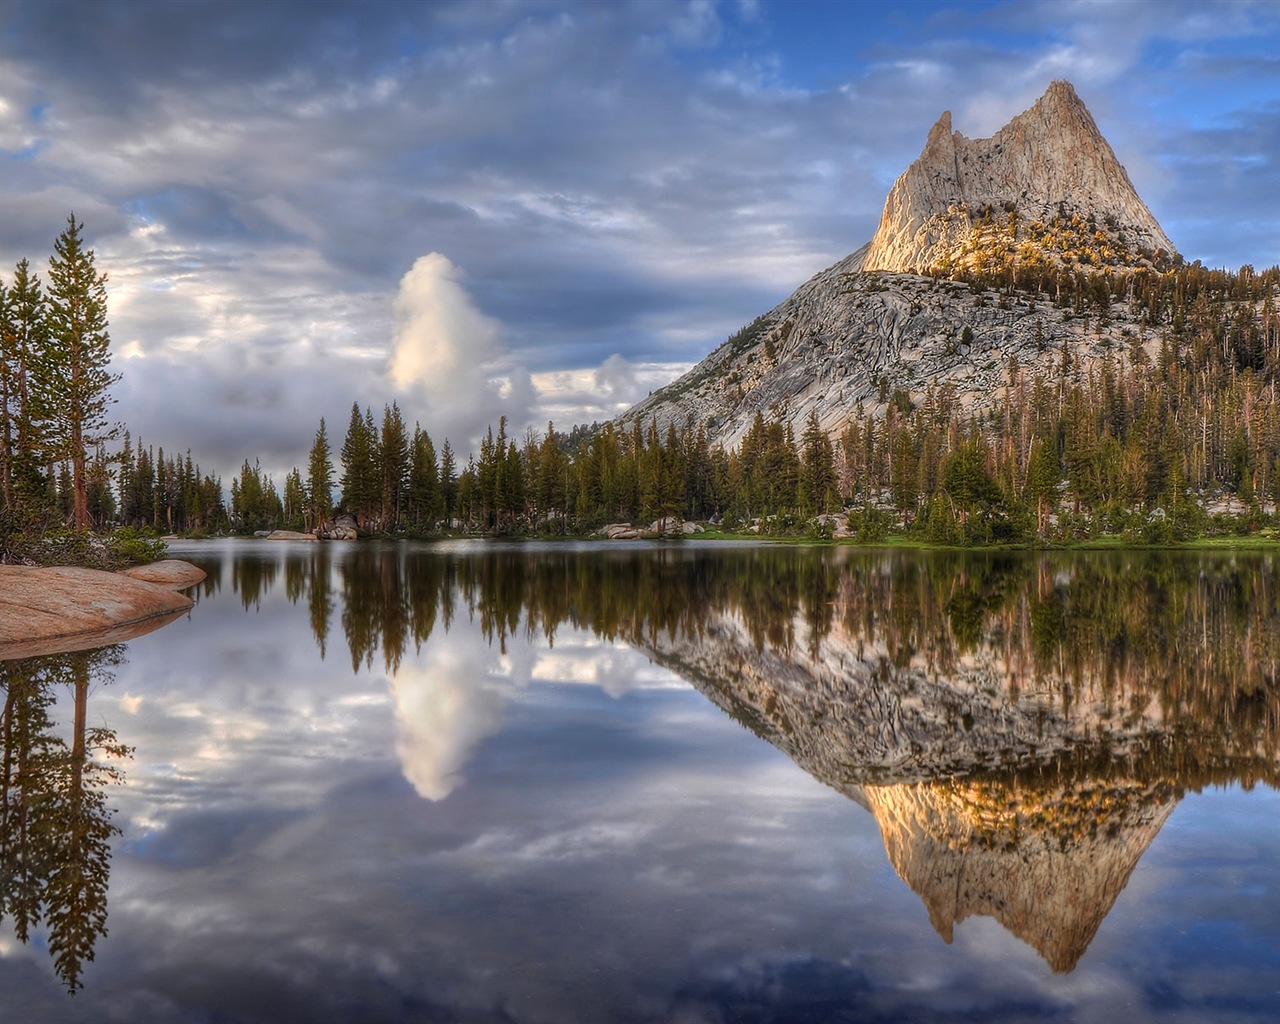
0, 564, 196, 660
316, 513, 358, 540
264, 530, 318, 542
118, 559, 207, 589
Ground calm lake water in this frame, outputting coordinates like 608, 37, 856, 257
3, 539, 1280, 1022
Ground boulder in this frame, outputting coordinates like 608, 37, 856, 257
0, 565, 193, 660
319, 513, 359, 540
265, 530, 318, 541
118, 559, 207, 589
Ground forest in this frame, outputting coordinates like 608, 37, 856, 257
215, 258, 1280, 545
7, 215, 1280, 553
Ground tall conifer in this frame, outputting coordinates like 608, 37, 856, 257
46, 216, 118, 530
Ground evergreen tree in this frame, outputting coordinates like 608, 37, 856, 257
283, 468, 306, 530
306, 417, 334, 532
379, 402, 408, 531
339, 403, 378, 528
407, 424, 440, 531
439, 439, 457, 526
799, 412, 837, 516
1, 260, 52, 513
45, 216, 118, 531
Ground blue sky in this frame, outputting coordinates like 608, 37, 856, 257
2, 0, 1280, 481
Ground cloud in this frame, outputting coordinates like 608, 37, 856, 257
388, 252, 530, 447
1, 0, 1280, 478
389, 657, 505, 802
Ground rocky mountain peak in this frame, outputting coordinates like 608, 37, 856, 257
858, 79, 1177, 275
619, 81, 1181, 450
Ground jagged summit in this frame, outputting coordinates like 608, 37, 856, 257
857, 80, 1177, 274
620, 80, 1180, 449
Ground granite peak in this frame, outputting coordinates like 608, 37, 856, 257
621, 81, 1181, 449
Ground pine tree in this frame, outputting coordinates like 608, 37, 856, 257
45, 216, 118, 530
283, 468, 306, 530
407, 425, 440, 531
1, 259, 52, 514
379, 402, 408, 531
439, 439, 457, 526
339, 403, 378, 528
306, 417, 334, 532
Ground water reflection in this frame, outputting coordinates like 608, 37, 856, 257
0, 646, 131, 992
204, 543, 1280, 974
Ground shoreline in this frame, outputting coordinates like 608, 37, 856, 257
0, 560, 206, 661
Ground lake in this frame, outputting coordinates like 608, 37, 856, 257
2, 539, 1280, 1022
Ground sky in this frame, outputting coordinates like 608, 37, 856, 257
4, 0, 1280, 485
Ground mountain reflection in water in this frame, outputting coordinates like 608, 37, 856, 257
198, 543, 1280, 975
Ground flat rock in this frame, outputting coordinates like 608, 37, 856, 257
0, 565, 194, 660
118, 559, 207, 589
264, 530, 318, 541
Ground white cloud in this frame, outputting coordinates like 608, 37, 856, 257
389, 656, 506, 802
388, 252, 531, 447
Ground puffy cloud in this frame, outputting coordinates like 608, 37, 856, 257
388, 252, 533, 448
389, 657, 506, 802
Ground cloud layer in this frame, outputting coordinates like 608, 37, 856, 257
1, 0, 1279, 480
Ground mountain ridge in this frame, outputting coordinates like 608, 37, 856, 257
620, 81, 1180, 450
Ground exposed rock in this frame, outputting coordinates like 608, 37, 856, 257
620, 80, 1179, 451
815, 513, 850, 538
265, 530, 318, 541
599, 519, 706, 539
624, 266, 1158, 450
118, 559, 207, 589
859, 81, 1176, 275
0, 565, 193, 659
318, 513, 358, 541
600, 523, 643, 539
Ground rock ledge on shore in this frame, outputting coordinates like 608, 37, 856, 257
0, 561, 203, 659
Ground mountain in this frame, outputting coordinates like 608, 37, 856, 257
621, 81, 1180, 450
858, 80, 1176, 275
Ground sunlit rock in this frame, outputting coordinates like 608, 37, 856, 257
621, 81, 1181, 450
0, 565, 192, 659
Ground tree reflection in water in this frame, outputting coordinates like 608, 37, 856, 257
0, 645, 131, 992
220, 543, 1280, 972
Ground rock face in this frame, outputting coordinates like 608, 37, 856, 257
317, 513, 358, 541
623, 259, 1161, 450
119, 559, 207, 589
0, 565, 194, 659
858, 80, 1176, 274
863, 779, 1176, 973
620, 81, 1179, 451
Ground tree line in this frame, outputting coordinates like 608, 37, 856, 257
12, 215, 1280, 548
231, 256, 1280, 543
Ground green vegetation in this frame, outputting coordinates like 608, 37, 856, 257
10, 217, 1280, 553
0, 217, 192, 567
